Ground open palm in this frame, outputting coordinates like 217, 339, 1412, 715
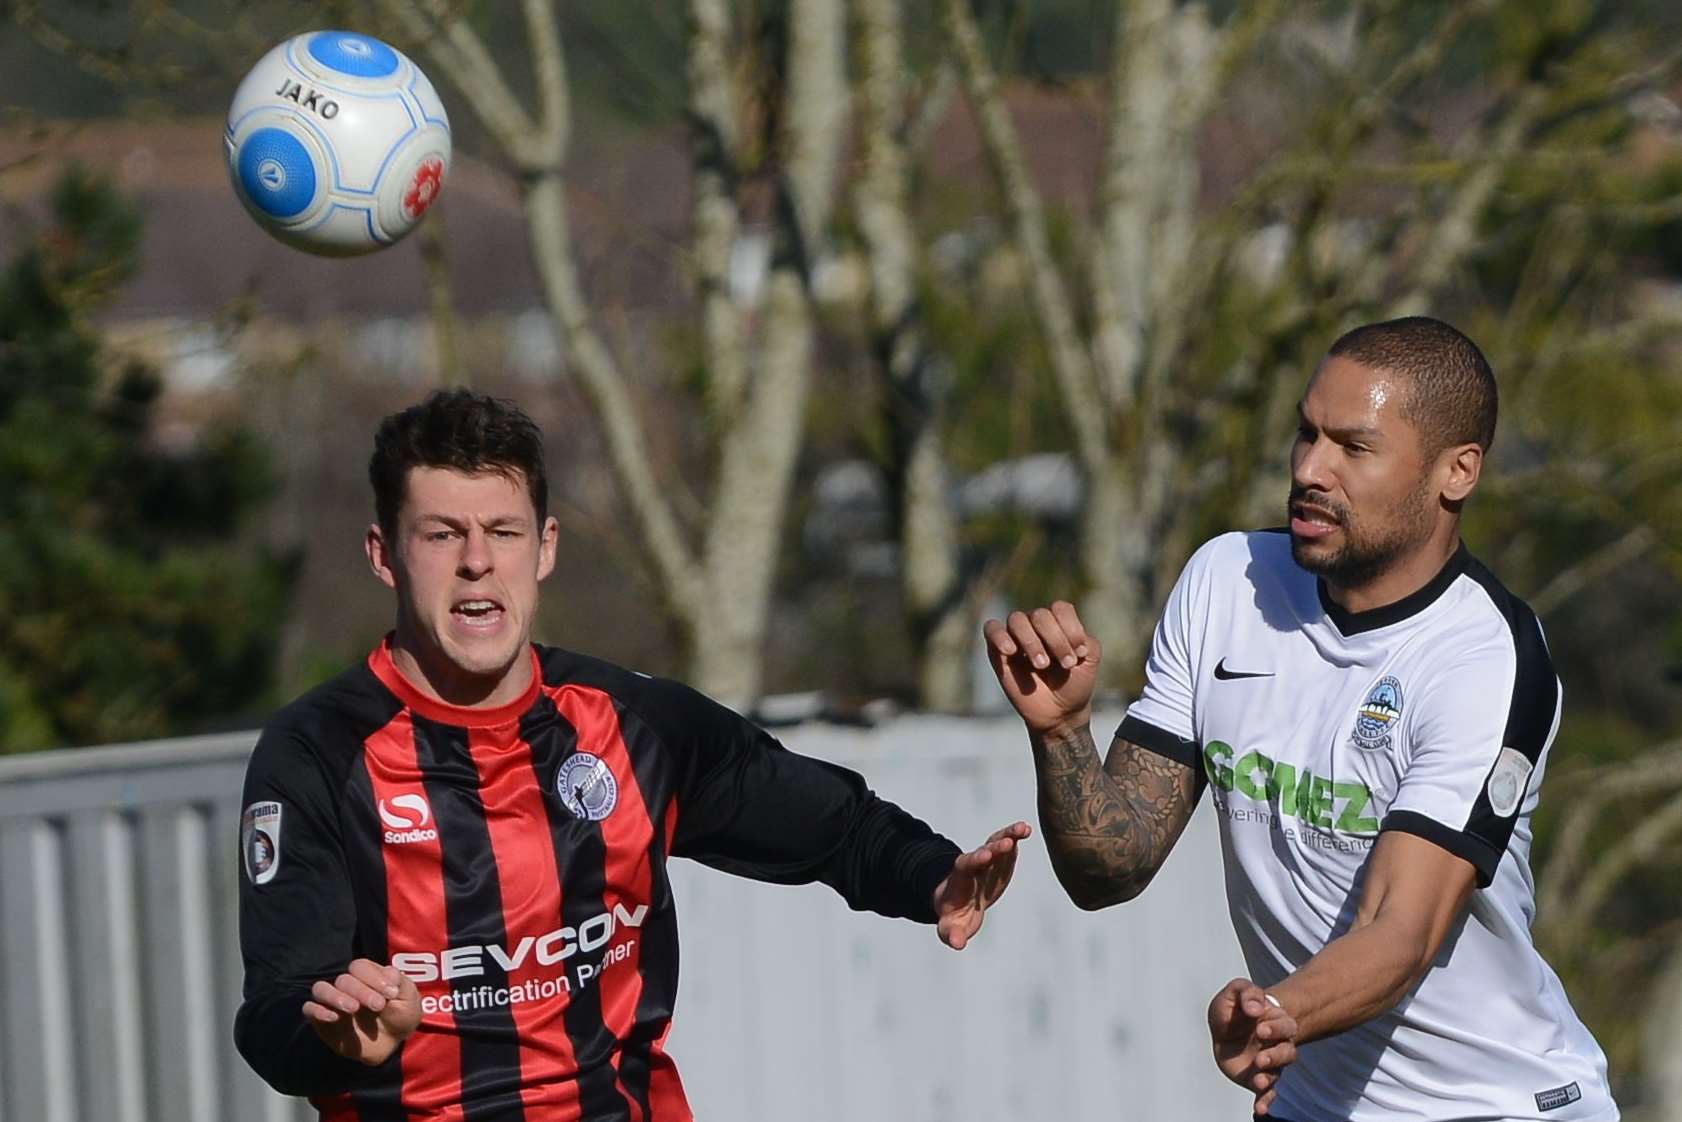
934, 822, 1032, 949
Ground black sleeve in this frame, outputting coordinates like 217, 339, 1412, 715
643, 681, 962, 923
1116, 714, 1206, 793
232, 724, 398, 1096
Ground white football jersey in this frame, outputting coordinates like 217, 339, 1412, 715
1122, 530, 1617, 1122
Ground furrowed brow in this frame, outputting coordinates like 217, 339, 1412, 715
1297, 405, 1381, 440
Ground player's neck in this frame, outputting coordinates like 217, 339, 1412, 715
387, 629, 534, 710
1324, 526, 1462, 615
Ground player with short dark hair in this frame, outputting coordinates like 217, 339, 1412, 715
235, 389, 1030, 1121
986, 318, 1617, 1120
1327, 315, 1498, 455
368, 389, 551, 541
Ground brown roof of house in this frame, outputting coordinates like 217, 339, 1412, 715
0, 86, 1301, 323
0, 117, 691, 321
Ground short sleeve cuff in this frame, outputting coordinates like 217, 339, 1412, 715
1381, 810, 1503, 888
1116, 715, 1202, 774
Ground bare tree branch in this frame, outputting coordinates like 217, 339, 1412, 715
382, 0, 541, 166
522, 0, 571, 165
385, 0, 704, 619
523, 175, 704, 618
416, 201, 464, 386
1389, 86, 1548, 315
905, 59, 958, 155
1130, 0, 1289, 429
1207, 0, 1290, 97
1537, 740, 1682, 925
15, 1, 185, 86
1349, 0, 1498, 141
1092, 0, 1165, 412
781, 0, 845, 254
1209, 0, 1496, 250
689, 0, 848, 707
686, 0, 749, 424
1552, 785, 1682, 952
1530, 525, 1657, 617
855, 0, 969, 710
941, 0, 1107, 471
855, 0, 915, 329
140, 0, 273, 57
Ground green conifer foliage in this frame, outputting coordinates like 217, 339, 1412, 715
0, 168, 297, 751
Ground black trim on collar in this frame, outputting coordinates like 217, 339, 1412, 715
1317, 542, 1470, 636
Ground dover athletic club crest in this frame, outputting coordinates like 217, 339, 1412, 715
1351, 676, 1404, 751
557, 752, 618, 821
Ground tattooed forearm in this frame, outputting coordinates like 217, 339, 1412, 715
1031, 730, 1198, 910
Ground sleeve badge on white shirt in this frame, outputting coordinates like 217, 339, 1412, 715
1486, 747, 1533, 818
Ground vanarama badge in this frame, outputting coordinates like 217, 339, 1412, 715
1351, 676, 1404, 751
241, 800, 283, 885
557, 752, 618, 821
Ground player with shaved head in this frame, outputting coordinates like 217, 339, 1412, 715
988, 318, 1618, 1121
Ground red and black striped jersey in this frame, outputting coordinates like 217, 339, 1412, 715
235, 638, 961, 1121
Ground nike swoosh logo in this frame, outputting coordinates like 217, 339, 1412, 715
1213, 658, 1274, 681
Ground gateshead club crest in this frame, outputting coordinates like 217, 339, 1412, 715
557, 752, 618, 821
1351, 676, 1404, 751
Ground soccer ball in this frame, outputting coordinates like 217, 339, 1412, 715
225, 30, 451, 256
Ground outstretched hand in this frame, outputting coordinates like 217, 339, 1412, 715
303, 958, 423, 1066
983, 602, 1102, 739
933, 821, 1033, 950
1207, 977, 1299, 1115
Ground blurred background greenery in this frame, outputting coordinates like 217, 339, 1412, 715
2, 0, 1681, 1112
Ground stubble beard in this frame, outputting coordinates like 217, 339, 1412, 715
1289, 481, 1436, 591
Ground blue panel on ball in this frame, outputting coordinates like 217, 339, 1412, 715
237, 128, 316, 218
307, 31, 400, 78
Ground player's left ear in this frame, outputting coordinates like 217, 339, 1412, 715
1438, 442, 1483, 503
536, 515, 559, 581
367, 522, 401, 590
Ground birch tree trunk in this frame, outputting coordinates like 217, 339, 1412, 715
942, 0, 1200, 676
853, 0, 971, 711
687, 0, 845, 706
940, 0, 1618, 687
386, 0, 844, 710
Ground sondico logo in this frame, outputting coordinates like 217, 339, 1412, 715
393, 902, 650, 983
1204, 741, 1380, 835
379, 793, 438, 845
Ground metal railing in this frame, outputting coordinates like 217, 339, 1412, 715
0, 717, 1249, 1121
